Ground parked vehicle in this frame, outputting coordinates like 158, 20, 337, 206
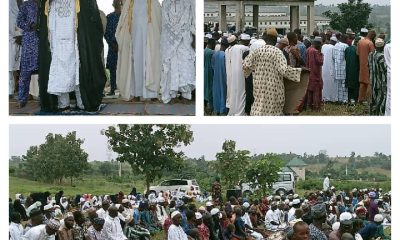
241, 172, 295, 196
149, 179, 201, 195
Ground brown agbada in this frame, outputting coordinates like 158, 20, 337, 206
357, 38, 375, 84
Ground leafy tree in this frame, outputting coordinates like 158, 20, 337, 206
98, 161, 116, 177
245, 154, 283, 198
103, 124, 193, 192
23, 132, 88, 185
349, 151, 356, 169
323, 0, 372, 33
215, 140, 250, 189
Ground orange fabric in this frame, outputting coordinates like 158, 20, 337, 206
358, 82, 370, 102
357, 38, 375, 84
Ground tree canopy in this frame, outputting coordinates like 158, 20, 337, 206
103, 124, 193, 192
323, 0, 373, 33
23, 132, 88, 185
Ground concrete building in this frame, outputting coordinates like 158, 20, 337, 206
285, 157, 308, 181
204, 0, 328, 35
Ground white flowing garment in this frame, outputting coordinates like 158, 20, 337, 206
47, 0, 80, 95
160, 0, 196, 103
321, 44, 336, 102
9, 0, 21, 72
22, 225, 55, 240
168, 224, 188, 240
226, 44, 249, 116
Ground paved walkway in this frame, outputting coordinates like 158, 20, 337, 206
9, 98, 195, 116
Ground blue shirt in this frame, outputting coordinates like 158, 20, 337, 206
104, 12, 120, 69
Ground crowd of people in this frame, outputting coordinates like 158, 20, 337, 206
9, 0, 196, 113
204, 25, 391, 116
9, 179, 391, 240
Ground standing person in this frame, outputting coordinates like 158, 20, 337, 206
204, 38, 215, 112
116, 0, 162, 101
357, 30, 376, 104
345, 37, 361, 104
323, 174, 330, 191
168, 211, 188, 240
160, 0, 196, 103
369, 40, 387, 116
242, 35, 254, 116
212, 177, 222, 204
211, 37, 229, 115
294, 28, 307, 63
9, 0, 22, 98
333, 33, 349, 104
384, 41, 391, 116
305, 37, 324, 111
243, 29, 302, 116
37, 0, 107, 112
103, 206, 127, 240
16, 0, 39, 108
104, 0, 122, 96
322, 36, 337, 103
58, 213, 75, 240
226, 34, 250, 116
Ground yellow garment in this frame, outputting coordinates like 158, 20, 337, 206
44, 0, 80, 31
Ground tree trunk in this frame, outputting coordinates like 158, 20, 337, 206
70, 176, 73, 186
59, 178, 62, 184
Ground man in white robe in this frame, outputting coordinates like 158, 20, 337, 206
116, 0, 162, 101
168, 211, 188, 240
9, 0, 22, 97
9, 212, 24, 240
321, 38, 337, 102
323, 174, 330, 191
22, 219, 60, 240
47, 0, 82, 110
103, 206, 127, 240
265, 202, 280, 231
226, 34, 250, 116
384, 42, 390, 116
160, 0, 196, 103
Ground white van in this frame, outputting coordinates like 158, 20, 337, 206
241, 172, 295, 196
149, 179, 201, 195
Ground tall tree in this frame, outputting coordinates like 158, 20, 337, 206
323, 0, 372, 33
103, 125, 193, 192
245, 154, 283, 198
215, 140, 250, 189
23, 132, 88, 184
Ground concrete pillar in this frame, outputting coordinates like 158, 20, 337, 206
236, 1, 244, 32
290, 5, 300, 32
219, 4, 227, 32
307, 4, 315, 35
253, 5, 259, 33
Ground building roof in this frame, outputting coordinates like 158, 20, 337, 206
286, 157, 307, 167
281, 166, 299, 177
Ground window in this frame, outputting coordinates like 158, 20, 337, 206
160, 181, 171, 186
191, 180, 199, 186
277, 174, 292, 182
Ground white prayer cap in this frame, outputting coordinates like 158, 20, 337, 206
340, 212, 353, 221
243, 202, 250, 208
53, 205, 60, 209
330, 36, 338, 42
157, 197, 165, 203
122, 199, 129, 204
293, 194, 299, 198
195, 212, 203, 220
375, 38, 385, 48
115, 204, 121, 209
198, 206, 206, 211
65, 212, 74, 219
223, 33, 229, 37
289, 202, 293, 207
284, 199, 290, 204
240, 33, 251, 40
250, 39, 257, 46
332, 222, 340, 231
250, 39, 266, 53
171, 211, 181, 219
313, 36, 322, 43
374, 214, 384, 222
293, 199, 301, 205
218, 31, 222, 34
210, 208, 220, 216
80, 197, 85, 203
206, 201, 213, 207
205, 34, 213, 39
361, 28, 368, 33
16, 193, 21, 199
331, 186, 335, 190
44, 204, 53, 211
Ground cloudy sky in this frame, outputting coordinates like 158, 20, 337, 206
9, 125, 390, 161
315, 0, 389, 5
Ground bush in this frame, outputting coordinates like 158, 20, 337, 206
297, 179, 391, 192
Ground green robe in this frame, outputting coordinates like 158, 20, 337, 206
38, 0, 106, 112
344, 45, 359, 89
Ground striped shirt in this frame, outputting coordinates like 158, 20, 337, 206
333, 42, 348, 80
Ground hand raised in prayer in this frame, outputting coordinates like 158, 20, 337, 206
14, 36, 22, 45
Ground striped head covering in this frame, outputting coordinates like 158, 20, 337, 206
46, 219, 61, 230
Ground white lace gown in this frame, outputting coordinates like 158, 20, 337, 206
160, 0, 196, 103
47, 0, 80, 96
